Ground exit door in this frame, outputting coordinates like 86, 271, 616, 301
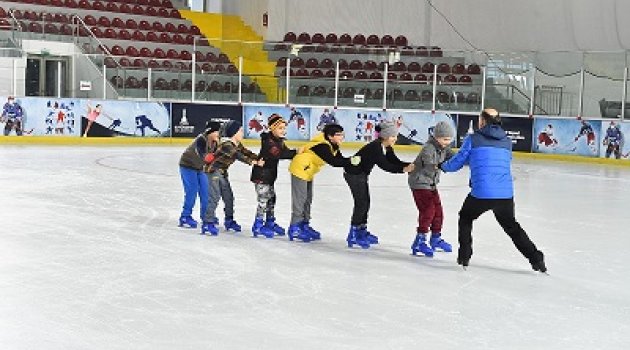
25, 56, 69, 97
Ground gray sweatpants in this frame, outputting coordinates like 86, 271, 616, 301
204, 170, 234, 222
290, 175, 313, 225
255, 183, 277, 218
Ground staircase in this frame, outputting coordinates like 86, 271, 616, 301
179, 11, 279, 102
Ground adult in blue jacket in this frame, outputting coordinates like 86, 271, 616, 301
440, 109, 546, 273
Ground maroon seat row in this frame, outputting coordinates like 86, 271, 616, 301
276, 57, 481, 74
2, 0, 180, 18
4, 0, 173, 7
282, 68, 474, 84
283, 32, 413, 47
104, 57, 237, 72
110, 76, 262, 94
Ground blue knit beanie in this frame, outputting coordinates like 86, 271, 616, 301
223, 121, 242, 138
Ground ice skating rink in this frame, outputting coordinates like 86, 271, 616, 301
1, 145, 629, 350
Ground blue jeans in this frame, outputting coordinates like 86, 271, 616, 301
179, 166, 209, 219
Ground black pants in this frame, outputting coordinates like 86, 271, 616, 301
458, 194, 542, 264
344, 172, 370, 226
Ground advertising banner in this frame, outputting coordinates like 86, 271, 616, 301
456, 114, 534, 152
244, 105, 310, 140
171, 103, 242, 138
79, 100, 170, 137
1, 96, 79, 136
533, 117, 601, 157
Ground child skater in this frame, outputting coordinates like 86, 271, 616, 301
178, 120, 221, 229
202, 121, 265, 235
343, 121, 414, 249
408, 121, 454, 257
250, 114, 301, 238
287, 124, 360, 242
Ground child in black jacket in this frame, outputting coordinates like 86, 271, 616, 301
344, 121, 414, 248
250, 114, 300, 238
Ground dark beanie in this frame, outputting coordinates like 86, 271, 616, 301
322, 123, 343, 139
223, 120, 242, 138
268, 113, 286, 131
204, 120, 221, 134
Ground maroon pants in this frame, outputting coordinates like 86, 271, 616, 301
412, 189, 443, 234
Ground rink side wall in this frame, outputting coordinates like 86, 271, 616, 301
0, 96, 628, 166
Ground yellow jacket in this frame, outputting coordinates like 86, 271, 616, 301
289, 132, 338, 181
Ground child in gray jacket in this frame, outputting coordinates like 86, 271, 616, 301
408, 121, 455, 257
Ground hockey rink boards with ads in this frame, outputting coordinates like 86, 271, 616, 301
78, 100, 171, 137
171, 103, 243, 138
243, 105, 311, 140
533, 117, 602, 157
599, 120, 630, 160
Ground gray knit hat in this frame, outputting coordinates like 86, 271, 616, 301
433, 121, 454, 138
378, 121, 399, 138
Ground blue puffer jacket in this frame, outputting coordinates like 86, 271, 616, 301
441, 125, 513, 199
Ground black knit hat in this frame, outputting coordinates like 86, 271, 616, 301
322, 123, 343, 139
204, 120, 221, 134
223, 120, 242, 138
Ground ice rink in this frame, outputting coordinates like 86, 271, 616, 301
1, 145, 629, 350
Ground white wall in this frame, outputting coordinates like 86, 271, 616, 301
217, 0, 630, 52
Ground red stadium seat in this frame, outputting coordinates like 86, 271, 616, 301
325, 33, 337, 44
132, 5, 144, 15
119, 4, 132, 14
117, 29, 130, 40
125, 19, 138, 30
125, 46, 140, 57
283, 31, 296, 42
467, 64, 481, 75
422, 62, 435, 73
105, 2, 119, 12
104, 28, 117, 39
437, 63, 450, 74
146, 7, 158, 17
140, 47, 153, 57
159, 33, 172, 43
166, 49, 179, 59
339, 33, 351, 44
111, 18, 125, 29
297, 32, 311, 43
311, 33, 325, 44
395, 35, 408, 46
352, 34, 366, 45
139, 20, 151, 31
366, 34, 379, 45
152, 22, 164, 32
132, 30, 146, 41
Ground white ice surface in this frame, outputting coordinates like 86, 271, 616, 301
0, 146, 629, 350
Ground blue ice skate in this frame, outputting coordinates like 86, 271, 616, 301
359, 225, 378, 244
252, 217, 274, 238
429, 233, 452, 252
346, 225, 370, 249
224, 217, 242, 232
411, 233, 434, 257
201, 221, 219, 236
178, 216, 198, 229
287, 224, 311, 242
300, 221, 321, 240
265, 216, 285, 236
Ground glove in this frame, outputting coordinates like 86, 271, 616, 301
204, 153, 215, 164
350, 155, 361, 166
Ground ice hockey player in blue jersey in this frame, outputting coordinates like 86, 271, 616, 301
603, 121, 623, 159
2, 96, 24, 136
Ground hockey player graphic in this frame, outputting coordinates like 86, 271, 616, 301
135, 115, 161, 136
537, 124, 559, 149
2, 96, 24, 136
603, 121, 623, 159
573, 120, 597, 153
288, 107, 307, 137
316, 108, 337, 131
248, 111, 266, 134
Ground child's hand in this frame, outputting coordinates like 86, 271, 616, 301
255, 159, 265, 167
297, 146, 305, 154
403, 164, 415, 173
350, 155, 361, 166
